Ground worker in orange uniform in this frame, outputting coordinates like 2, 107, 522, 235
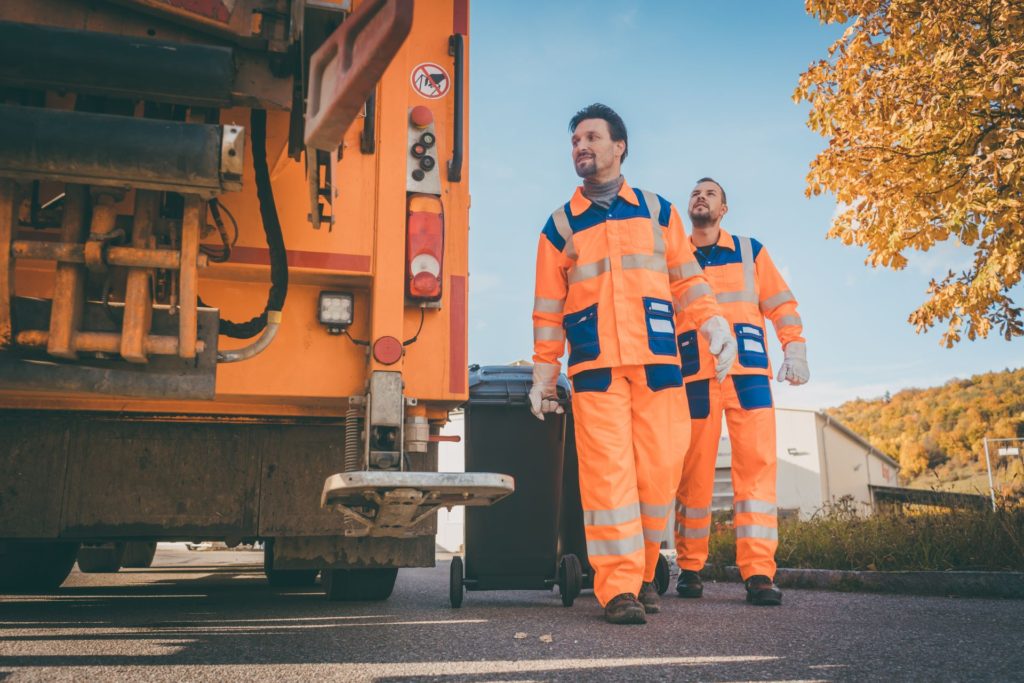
528, 105, 737, 625
673, 177, 809, 606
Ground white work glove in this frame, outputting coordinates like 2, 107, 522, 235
777, 341, 810, 385
699, 315, 737, 383
528, 362, 564, 421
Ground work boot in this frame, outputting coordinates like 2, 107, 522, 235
676, 569, 704, 598
638, 581, 660, 614
604, 593, 646, 625
745, 575, 783, 606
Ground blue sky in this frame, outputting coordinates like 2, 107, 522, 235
465, 1, 1021, 410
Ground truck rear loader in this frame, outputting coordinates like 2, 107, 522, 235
0, 0, 511, 600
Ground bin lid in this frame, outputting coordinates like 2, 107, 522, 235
468, 364, 570, 406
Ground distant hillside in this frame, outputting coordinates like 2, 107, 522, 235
827, 368, 1024, 494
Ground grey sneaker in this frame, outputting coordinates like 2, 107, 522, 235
638, 581, 660, 613
604, 593, 647, 624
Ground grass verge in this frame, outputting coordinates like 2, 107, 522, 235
706, 499, 1024, 573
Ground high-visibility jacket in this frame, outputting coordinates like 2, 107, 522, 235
677, 228, 804, 382
532, 181, 720, 376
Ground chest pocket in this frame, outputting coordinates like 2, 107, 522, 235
643, 297, 677, 356
734, 323, 768, 369
564, 304, 601, 366
706, 263, 746, 294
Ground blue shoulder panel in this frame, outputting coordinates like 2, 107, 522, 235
749, 237, 764, 260
541, 214, 565, 251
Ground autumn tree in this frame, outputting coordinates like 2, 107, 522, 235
795, 0, 1024, 346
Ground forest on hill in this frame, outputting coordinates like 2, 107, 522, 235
828, 368, 1024, 494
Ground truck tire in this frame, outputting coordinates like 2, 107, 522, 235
323, 568, 398, 601
121, 541, 158, 568
77, 542, 126, 573
263, 539, 319, 588
0, 541, 80, 592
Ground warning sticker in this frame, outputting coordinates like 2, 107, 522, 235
410, 62, 451, 99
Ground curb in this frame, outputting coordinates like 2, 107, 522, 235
712, 566, 1024, 599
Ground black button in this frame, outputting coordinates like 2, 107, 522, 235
419, 155, 435, 171
411, 169, 425, 181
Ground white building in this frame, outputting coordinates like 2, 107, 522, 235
713, 408, 900, 518
435, 410, 466, 553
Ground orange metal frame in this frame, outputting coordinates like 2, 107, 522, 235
0, 0, 470, 421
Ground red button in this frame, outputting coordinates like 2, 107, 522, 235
410, 106, 433, 128
373, 336, 403, 365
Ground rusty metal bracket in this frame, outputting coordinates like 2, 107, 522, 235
304, 0, 413, 151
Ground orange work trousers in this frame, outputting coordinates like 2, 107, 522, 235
571, 364, 688, 606
674, 375, 778, 580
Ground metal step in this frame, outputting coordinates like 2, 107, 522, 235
322, 471, 514, 539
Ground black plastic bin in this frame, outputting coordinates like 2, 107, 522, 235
450, 364, 584, 607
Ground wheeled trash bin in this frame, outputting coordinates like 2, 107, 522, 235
450, 364, 583, 607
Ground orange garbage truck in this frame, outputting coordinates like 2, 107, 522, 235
0, 0, 511, 600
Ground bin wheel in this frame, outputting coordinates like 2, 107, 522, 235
655, 553, 670, 595
449, 556, 464, 608
559, 554, 583, 607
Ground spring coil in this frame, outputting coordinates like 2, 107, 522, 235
344, 405, 362, 472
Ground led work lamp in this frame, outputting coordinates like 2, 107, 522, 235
318, 291, 354, 334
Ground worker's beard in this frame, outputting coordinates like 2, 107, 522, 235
574, 156, 597, 178
689, 210, 713, 228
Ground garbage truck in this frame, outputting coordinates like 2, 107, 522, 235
0, 0, 512, 600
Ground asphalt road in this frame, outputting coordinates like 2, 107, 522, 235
0, 547, 1021, 682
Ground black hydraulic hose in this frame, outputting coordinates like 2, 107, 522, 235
199, 109, 288, 339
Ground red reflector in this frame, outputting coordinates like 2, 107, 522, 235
412, 271, 438, 295
373, 336, 403, 365
410, 106, 433, 128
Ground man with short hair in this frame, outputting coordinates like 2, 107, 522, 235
673, 177, 809, 606
529, 105, 737, 624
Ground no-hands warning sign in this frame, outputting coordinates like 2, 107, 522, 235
410, 62, 451, 99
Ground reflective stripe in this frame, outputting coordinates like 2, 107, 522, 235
736, 525, 779, 541
679, 505, 711, 519
678, 282, 714, 308
776, 314, 802, 328
640, 502, 671, 519
643, 525, 668, 543
668, 261, 703, 281
534, 362, 559, 381
717, 290, 759, 304
586, 533, 645, 557
583, 501, 640, 527
551, 207, 577, 261
621, 253, 668, 274
738, 236, 756, 294
735, 499, 777, 515
760, 289, 795, 312
640, 189, 665, 256
568, 257, 611, 284
534, 297, 566, 314
533, 326, 565, 343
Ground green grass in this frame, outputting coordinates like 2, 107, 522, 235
706, 499, 1024, 573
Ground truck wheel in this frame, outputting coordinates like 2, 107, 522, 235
77, 542, 126, 573
0, 541, 80, 592
121, 541, 157, 569
263, 539, 319, 587
655, 553, 670, 595
323, 567, 398, 601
